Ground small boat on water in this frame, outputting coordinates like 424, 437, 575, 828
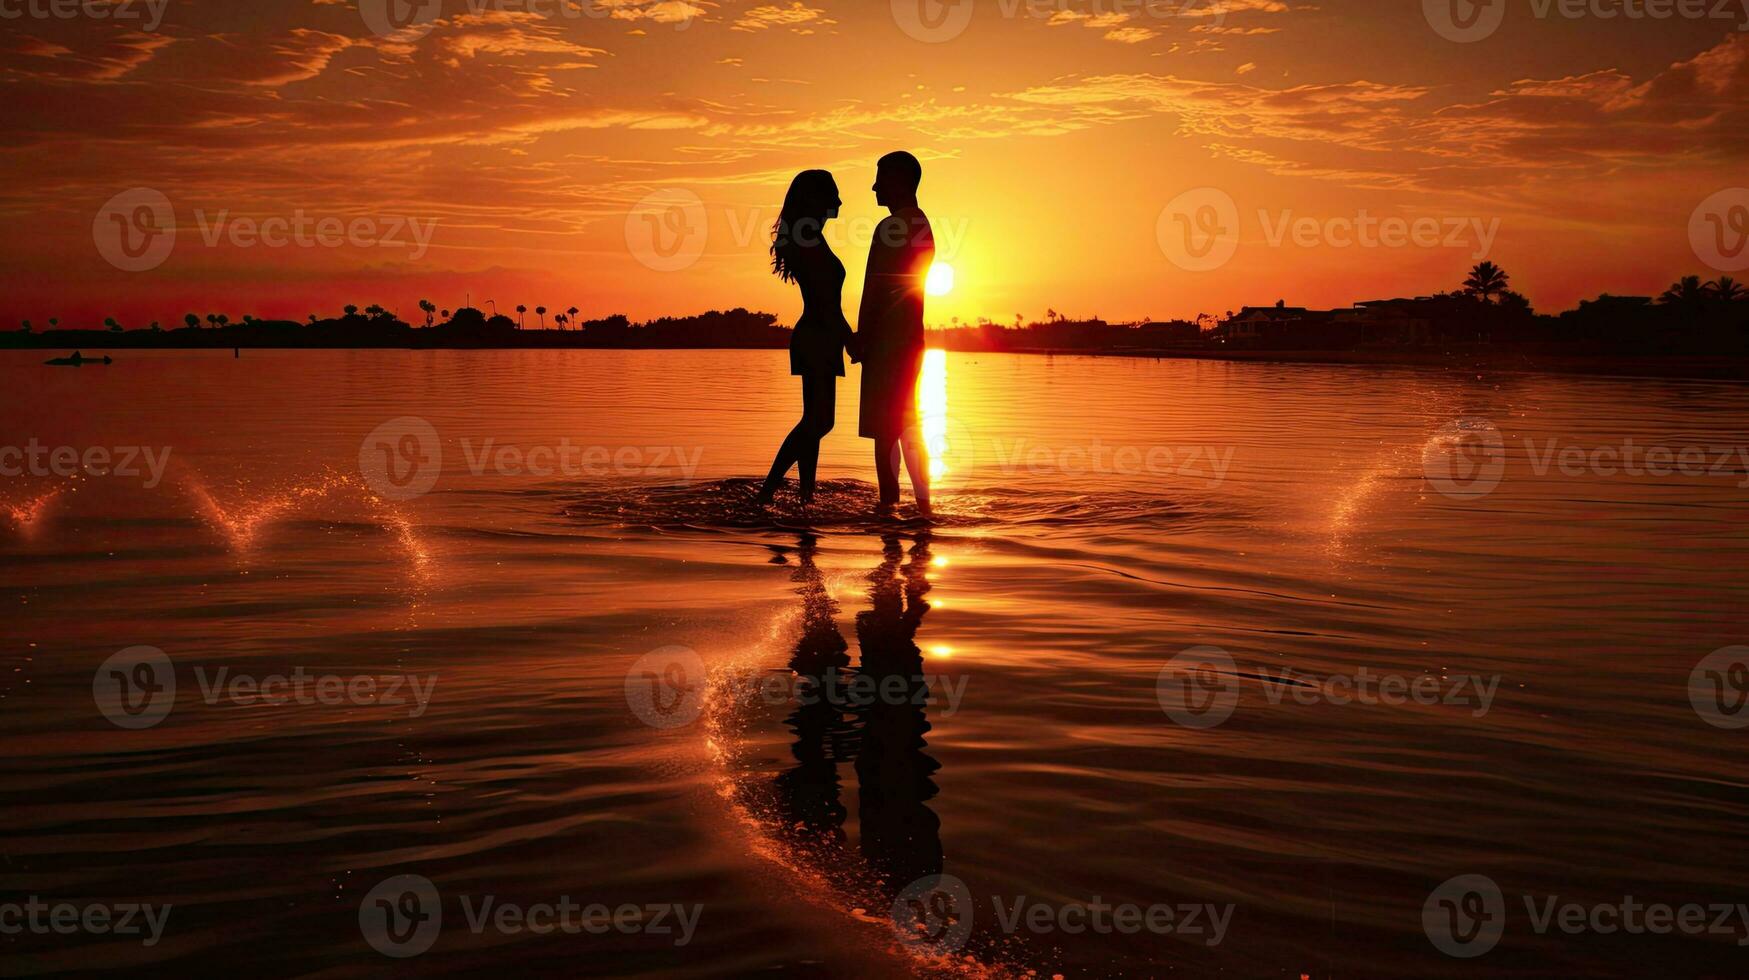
44, 351, 112, 366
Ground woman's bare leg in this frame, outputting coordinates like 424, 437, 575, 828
761, 374, 835, 503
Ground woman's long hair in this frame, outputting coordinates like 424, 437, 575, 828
771, 170, 836, 284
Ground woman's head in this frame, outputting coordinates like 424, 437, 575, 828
771, 170, 840, 283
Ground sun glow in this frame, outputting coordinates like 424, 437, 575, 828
924, 262, 955, 296
918, 348, 950, 484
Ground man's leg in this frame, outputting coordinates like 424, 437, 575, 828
874, 436, 900, 507
899, 428, 931, 513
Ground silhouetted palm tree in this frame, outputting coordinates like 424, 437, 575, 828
1464, 261, 1510, 303
419, 299, 436, 327
1707, 276, 1745, 302
150, 321, 162, 332
344, 304, 359, 317
515, 304, 527, 329
440, 309, 450, 321
185, 313, 200, 330
48, 317, 57, 329
308, 314, 318, 324
536, 306, 547, 329
206, 314, 218, 328
567, 306, 579, 330
364, 304, 384, 319
217, 315, 229, 328
105, 317, 120, 332
1660, 276, 1707, 305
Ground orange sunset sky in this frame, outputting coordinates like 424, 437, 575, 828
2, 0, 1746, 328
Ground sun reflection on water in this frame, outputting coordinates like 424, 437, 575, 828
919, 348, 950, 484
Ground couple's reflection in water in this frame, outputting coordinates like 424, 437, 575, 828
769, 530, 946, 923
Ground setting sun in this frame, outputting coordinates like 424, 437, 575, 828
925, 262, 955, 297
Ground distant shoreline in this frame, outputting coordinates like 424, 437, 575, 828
11, 339, 1747, 381
995, 346, 1749, 382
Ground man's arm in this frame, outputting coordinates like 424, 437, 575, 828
856, 218, 898, 346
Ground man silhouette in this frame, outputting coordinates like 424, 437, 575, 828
856, 151, 935, 515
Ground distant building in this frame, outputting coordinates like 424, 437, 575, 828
1342, 298, 1437, 346
1134, 320, 1201, 346
1225, 305, 1350, 348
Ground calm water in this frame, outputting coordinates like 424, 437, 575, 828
3, 349, 1748, 977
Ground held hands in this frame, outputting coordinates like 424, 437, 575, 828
845, 327, 863, 364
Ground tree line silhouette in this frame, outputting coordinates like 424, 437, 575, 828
6, 264, 1745, 356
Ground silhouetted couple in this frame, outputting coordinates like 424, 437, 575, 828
758, 151, 935, 517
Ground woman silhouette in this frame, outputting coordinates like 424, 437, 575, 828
759, 171, 854, 506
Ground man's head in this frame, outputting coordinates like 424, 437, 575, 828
873, 151, 922, 209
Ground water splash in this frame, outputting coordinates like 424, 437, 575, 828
180, 469, 430, 579
562, 478, 1211, 533
1, 486, 70, 536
